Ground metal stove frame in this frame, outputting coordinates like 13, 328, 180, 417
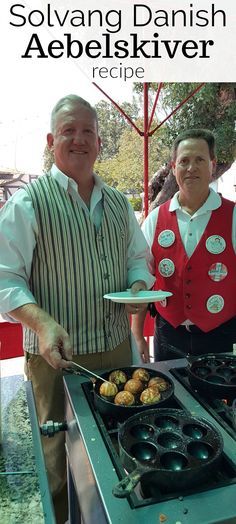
64, 358, 236, 524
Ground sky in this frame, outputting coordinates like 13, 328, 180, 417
1, 0, 136, 172
0, 66, 134, 173
0, 53, 134, 173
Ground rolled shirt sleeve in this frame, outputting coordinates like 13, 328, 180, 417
141, 207, 159, 275
0, 190, 38, 315
126, 202, 155, 289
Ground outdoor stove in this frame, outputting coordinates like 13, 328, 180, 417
170, 366, 236, 442
63, 358, 236, 524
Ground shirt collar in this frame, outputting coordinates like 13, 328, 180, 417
49, 163, 105, 194
169, 187, 222, 215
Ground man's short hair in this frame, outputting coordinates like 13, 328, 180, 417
50, 94, 98, 133
172, 129, 216, 161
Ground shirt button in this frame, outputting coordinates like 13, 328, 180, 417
186, 280, 191, 284
185, 293, 191, 299
186, 305, 192, 310
189, 233, 192, 236
104, 274, 110, 280
187, 266, 192, 271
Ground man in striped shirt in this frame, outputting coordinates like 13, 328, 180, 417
0, 95, 155, 523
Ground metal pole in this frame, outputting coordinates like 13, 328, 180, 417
143, 83, 149, 218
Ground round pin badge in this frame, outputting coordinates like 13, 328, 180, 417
158, 258, 175, 277
206, 235, 226, 254
158, 229, 175, 248
208, 263, 228, 282
206, 295, 224, 314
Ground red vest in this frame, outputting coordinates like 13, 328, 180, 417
152, 198, 236, 332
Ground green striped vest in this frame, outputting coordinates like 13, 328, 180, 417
23, 175, 130, 355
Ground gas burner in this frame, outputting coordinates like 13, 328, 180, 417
170, 367, 236, 439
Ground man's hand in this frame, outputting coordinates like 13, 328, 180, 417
9, 303, 73, 370
37, 320, 72, 369
130, 280, 147, 294
125, 280, 147, 315
136, 337, 150, 363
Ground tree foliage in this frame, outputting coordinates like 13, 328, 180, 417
43, 144, 54, 173
95, 118, 169, 193
133, 83, 236, 205
95, 100, 139, 160
155, 83, 236, 167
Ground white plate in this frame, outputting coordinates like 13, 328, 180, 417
103, 290, 172, 304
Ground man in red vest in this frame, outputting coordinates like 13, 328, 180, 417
132, 129, 236, 362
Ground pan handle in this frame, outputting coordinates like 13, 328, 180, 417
112, 469, 141, 498
112, 464, 148, 498
165, 344, 196, 364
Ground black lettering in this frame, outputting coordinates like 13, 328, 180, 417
105, 9, 121, 33
198, 40, 214, 58
136, 67, 145, 78
110, 67, 119, 78
182, 40, 198, 58
85, 40, 101, 58
70, 10, 84, 27
92, 63, 145, 82
48, 40, 64, 58
195, 9, 209, 26
46, 4, 54, 27
130, 33, 150, 58
134, 4, 152, 26
87, 9, 103, 29
53, 6, 69, 26
93, 66, 99, 77
10, 3, 26, 26
102, 33, 113, 58
123, 67, 135, 80
93, 66, 108, 78
189, 3, 194, 26
172, 9, 186, 27
163, 39, 181, 59
28, 10, 44, 27
153, 11, 168, 27
114, 40, 129, 58
65, 34, 83, 58
152, 33, 161, 57
212, 7, 226, 26
21, 33, 48, 58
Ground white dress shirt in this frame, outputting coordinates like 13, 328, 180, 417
142, 188, 236, 261
0, 165, 155, 316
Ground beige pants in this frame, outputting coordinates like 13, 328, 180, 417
25, 338, 132, 523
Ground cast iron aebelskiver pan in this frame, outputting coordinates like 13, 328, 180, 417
112, 408, 223, 498
188, 353, 236, 401
93, 366, 174, 421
